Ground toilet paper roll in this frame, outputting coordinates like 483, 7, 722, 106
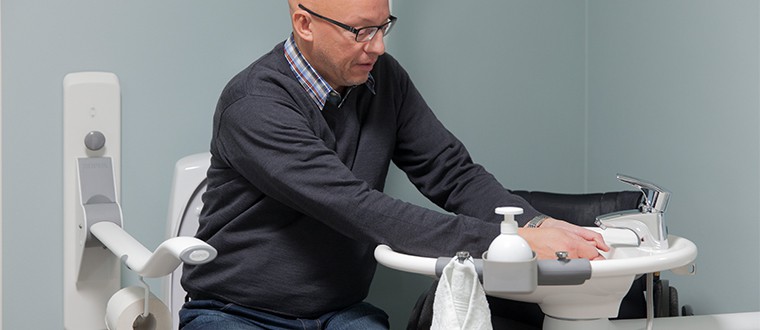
105, 286, 172, 330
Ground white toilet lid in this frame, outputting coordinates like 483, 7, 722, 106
167, 179, 206, 328
162, 152, 210, 329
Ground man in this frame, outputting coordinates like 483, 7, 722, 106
179, 1, 608, 329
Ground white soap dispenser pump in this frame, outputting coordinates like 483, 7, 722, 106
487, 207, 534, 262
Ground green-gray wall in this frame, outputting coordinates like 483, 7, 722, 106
586, 0, 760, 318
3, 1, 759, 329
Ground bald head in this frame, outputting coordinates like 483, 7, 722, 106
288, 0, 340, 13
288, 0, 390, 28
287, 0, 391, 92
287, 0, 300, 15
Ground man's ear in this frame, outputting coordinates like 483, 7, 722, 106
292, 12, 314, 42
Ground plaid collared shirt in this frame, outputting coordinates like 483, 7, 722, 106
283, 34, 375, 110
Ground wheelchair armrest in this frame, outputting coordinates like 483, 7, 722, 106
510, 190, 643, 227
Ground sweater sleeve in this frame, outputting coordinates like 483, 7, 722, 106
213, 90, 501, 257
386, 57, 542, 225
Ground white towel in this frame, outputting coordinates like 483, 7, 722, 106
431, 256, 493, 330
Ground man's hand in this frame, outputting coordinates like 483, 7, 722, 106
517, 218, 609, 260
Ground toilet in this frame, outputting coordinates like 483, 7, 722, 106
162, 152, 211, 329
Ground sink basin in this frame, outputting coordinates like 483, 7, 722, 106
374, 227, 697, 320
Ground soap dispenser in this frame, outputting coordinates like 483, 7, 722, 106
487, 207, 533, 262
483, 207, 538, 293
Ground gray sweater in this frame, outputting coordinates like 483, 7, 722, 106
181, 42, 541, 318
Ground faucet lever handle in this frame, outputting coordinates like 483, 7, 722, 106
617, 174, 670, 213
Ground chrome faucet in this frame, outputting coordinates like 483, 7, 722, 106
595, 174, 671, 250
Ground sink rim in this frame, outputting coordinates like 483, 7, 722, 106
374, 229, 697, 279
590, 234, 697, 277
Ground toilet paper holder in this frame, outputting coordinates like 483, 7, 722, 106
63, 73, 213, 329
72, 155, 217, 328
136, 277, 154, 323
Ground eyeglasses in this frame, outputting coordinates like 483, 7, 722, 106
298, 4, 397, 42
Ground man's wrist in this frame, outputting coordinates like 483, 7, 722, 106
525, 214, 549, 228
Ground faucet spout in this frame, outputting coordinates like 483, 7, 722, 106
595, 174, 671, 250
596, 210, 667, 250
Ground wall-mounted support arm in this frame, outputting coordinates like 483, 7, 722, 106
90, 221, 216, 278
78, 157, 217, 279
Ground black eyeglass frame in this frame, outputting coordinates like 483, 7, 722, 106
298, 4, 397, 42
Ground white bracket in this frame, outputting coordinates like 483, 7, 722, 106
63, 72, 216, 329
63, 72, 122, 330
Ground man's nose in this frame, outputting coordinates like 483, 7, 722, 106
365, 32, 386, 55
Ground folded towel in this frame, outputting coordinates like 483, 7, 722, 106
431, 256, 492, 330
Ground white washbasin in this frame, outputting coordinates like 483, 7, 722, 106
374, 227, 697, 320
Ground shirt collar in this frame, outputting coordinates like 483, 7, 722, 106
284, 34, 375, 110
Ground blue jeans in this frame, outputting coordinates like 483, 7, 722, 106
179, 299, 389, 330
